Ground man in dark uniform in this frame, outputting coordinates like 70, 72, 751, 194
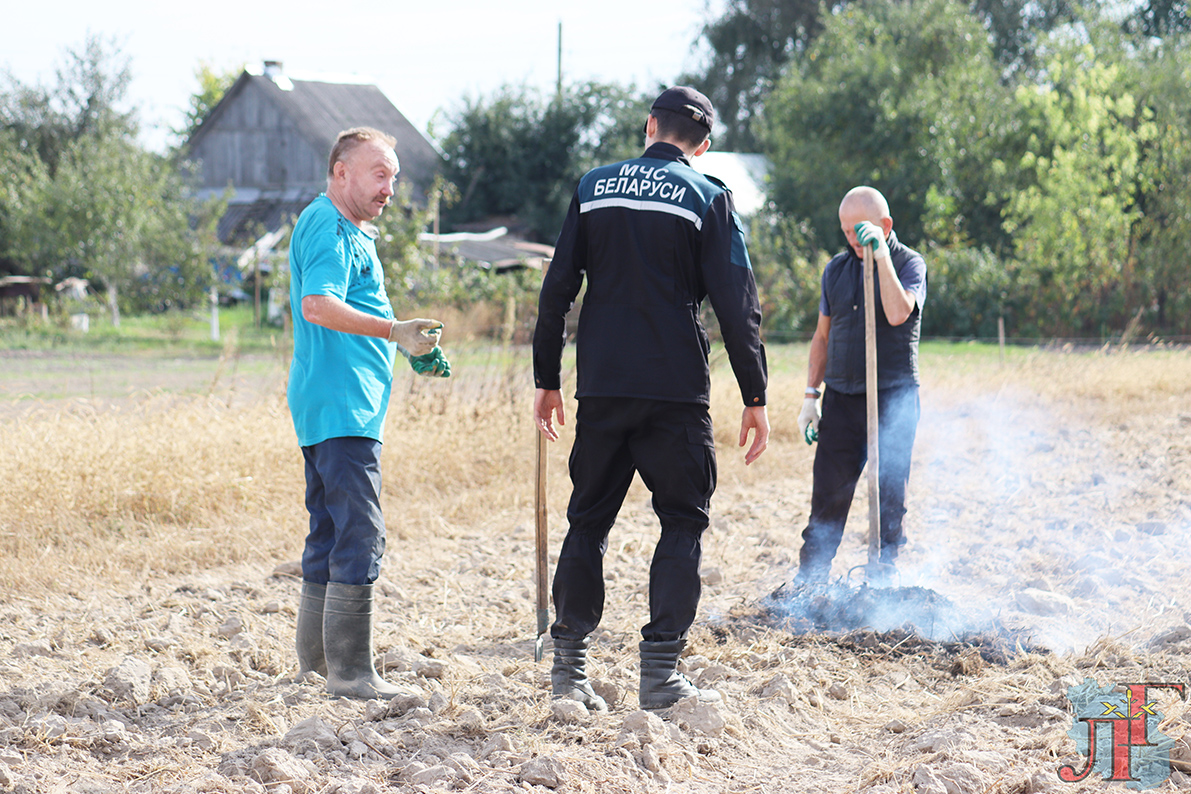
796, 186, 927, 583
533, 86, 769, 711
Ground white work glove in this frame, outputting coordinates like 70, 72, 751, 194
854, 221, 890, 260
388, 318, 442, 358
798, 395, 821, 445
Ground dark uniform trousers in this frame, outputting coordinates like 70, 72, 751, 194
551, 397, 717, 643
799, 385, 920, 575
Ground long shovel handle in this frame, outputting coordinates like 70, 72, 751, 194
534, 428, 549, 661
862, 244, 881, 568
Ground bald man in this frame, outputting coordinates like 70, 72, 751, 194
795, 186, 927, 584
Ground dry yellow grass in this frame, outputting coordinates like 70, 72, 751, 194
0, 345, 538, 593
1, 342, 1188, 598
0, 395, 299, 590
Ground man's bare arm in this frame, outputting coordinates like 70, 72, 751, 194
302, 295, 442, 357
807, 313, 831, 389
874, 257, 916, 327
301, 295, 392, 337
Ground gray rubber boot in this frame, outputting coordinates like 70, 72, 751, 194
296, 581, 327, 677
551, 637, 608, 711
639, 640, 722, 710
323, 582, 404, 700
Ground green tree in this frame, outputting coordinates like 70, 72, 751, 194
175, 62, 240, 148
437, 82, 651, 241
682, 0, 837, 151
0, 129, 50, 273
1127, 33, 1191, 334
575, 82, 655, 166
763, 0, 1008, 252
0, 34, 135, 174
41, 134, 215, 323
1124, 0, 1191, 37
1, 37, 221, 320
969, 0, 1093, 72
683, 0, 1098, 151
745, 210, 824, 338
918, 245, 1012, 338
994, 32, 1152, 336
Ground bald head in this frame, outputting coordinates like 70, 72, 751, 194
839, 186, 893, 258
839, 186, 890, 223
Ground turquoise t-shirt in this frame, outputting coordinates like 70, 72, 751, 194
287, 195, 397, 447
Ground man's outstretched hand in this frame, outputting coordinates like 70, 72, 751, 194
390, 318, 442, 358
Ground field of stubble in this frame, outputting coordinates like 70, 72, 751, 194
0, 341, 1188, 793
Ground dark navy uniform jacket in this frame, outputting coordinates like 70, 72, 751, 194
533, 142, 767, 408
820, 230, 927, 394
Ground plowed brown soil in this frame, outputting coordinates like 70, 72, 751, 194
0, 342, 1187, 793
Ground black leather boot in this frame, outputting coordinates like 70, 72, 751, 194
296, 581, 327, 677
639, 639, 721, 710
551, 637, 607, 711
323, 582, 405, 700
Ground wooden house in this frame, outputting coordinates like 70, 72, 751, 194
187, 61, 441, 244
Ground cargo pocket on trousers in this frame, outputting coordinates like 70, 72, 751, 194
685, 424, 718, 502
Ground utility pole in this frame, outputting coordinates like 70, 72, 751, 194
556, 20, 563, 101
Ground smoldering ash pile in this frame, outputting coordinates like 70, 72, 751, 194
750, 580, 1045, 665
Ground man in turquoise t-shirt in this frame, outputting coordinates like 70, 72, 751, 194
287, 126, 449, 700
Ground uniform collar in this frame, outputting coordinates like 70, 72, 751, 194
642, 142, 690, 166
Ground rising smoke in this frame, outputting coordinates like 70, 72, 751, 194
766, 385, 1191, 655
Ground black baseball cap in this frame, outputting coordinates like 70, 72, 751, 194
649, 86, 715, 131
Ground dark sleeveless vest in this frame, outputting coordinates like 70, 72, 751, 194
822, 232, 923, 394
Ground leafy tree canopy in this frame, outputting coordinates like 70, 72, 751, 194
0, 36, 223, 320
437, 81, 652, 241
0, 34, 135, 174
681, 0, 837, 151
763, 0, 1007, 251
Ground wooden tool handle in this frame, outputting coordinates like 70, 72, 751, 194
862, 245, 881, 567
534, 429, 549, 620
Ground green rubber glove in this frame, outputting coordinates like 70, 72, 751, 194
854, 221, 889, 259
409, 346, 451, 378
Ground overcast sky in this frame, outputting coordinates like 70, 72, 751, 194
1, 1, 720, 151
